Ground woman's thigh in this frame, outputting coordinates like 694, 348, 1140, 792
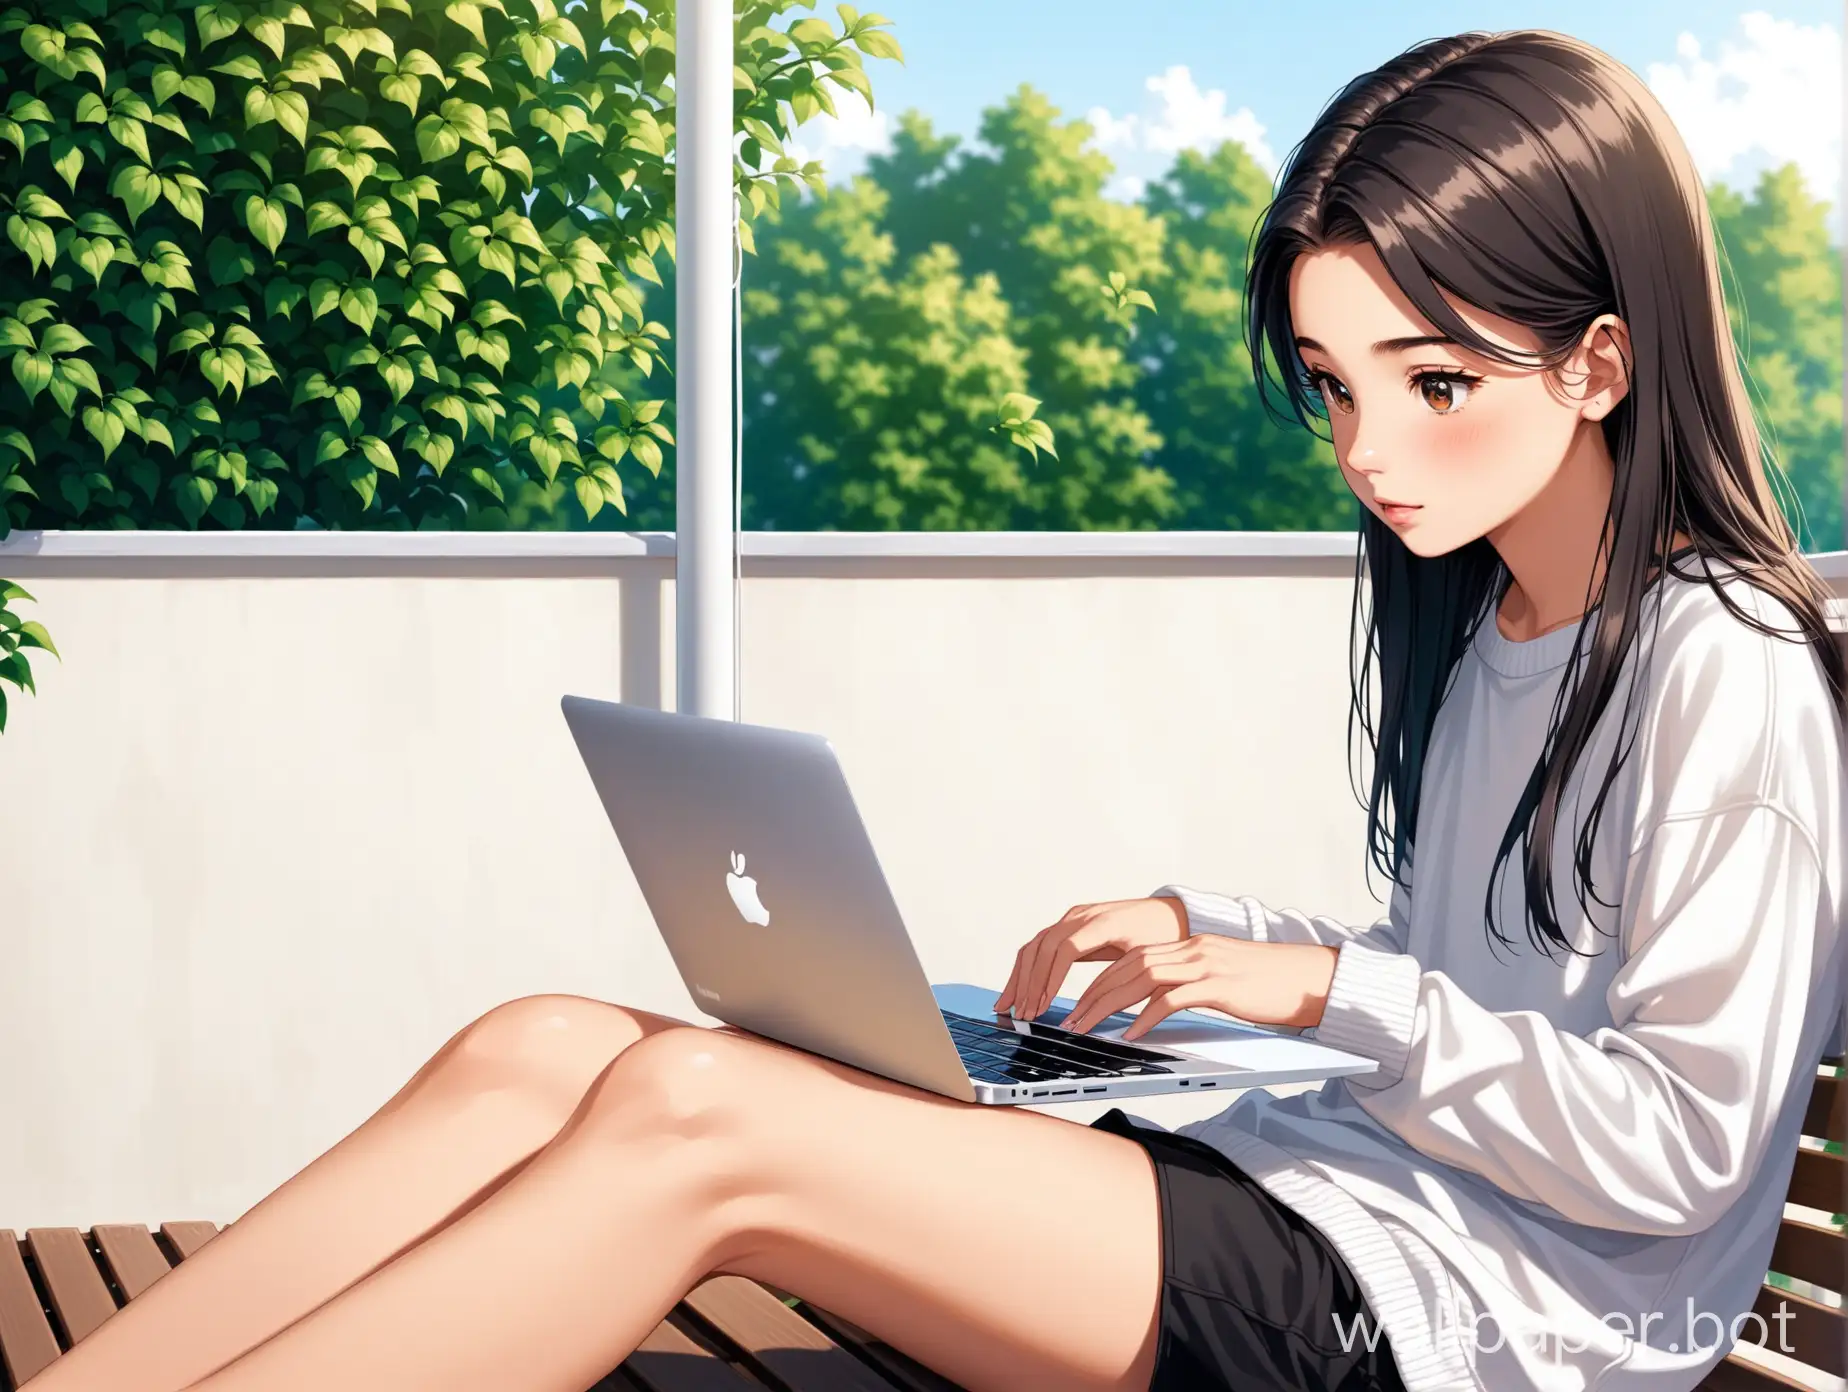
603, 1026, 1165, 1392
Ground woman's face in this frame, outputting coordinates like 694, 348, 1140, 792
1288, 241, 1627, 558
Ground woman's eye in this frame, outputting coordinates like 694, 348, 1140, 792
1308, 371, 1352, 413
1413, 371, 1477, 414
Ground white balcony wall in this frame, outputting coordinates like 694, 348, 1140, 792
0, 532, 1842, 1228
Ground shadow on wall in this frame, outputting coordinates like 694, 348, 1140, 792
620, 566, 664, 711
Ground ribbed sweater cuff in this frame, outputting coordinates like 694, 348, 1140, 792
1148, 884, 1264, 939
1312, 940, 1422, 1089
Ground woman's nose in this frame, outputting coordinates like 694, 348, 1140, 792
1346, 442, 1384, 475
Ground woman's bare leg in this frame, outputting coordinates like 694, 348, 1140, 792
181, 1026, 1164, 1392
25, 995, 684, 1392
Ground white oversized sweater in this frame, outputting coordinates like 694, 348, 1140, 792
1147, 566, 1846, 1392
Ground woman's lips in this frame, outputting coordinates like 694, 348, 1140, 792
1378, 501, 1422, 525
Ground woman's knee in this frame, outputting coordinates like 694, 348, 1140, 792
418, 994, 673, 1117
571, 1025, 779, 1155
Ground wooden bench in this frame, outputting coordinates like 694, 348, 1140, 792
0, 1221, 956, 1391
3, 1061, 1841, 1391
1697, 1056, 1845, 1391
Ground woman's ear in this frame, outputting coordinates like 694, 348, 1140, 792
1575, 314, 1632, 422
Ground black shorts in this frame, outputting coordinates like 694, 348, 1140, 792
1092, 1108, 1410, 1392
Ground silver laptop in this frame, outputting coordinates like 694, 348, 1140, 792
563, 695, 1377, 1104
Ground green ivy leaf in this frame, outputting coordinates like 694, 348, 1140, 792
271, 90, 308, 146
378, 355, 413, 402
107, 115, 150, 165
109, 164, 161, 226
244, 194, 287, 253
179, 75, 217, 116
467, 465, 503, 502
171, 473, 215, 525
345, 458, 378, 507
48, 138, 84, 191
356, 434, 397, 475
11, 350, 52, 402
243, 476, 279, 516
72, 237, 112, 285
414, 112, 461, 163
340, 285, 378, 335
443, 2, 486, 47
81, 404, 126, 460
195, 3, 243, 49
40, 324, 91, 355
15, 620, 58, 659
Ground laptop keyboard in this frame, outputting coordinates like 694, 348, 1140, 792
941, 1009, 1182, 1086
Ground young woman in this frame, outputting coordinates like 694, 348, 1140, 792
27, 26, 1846, 1392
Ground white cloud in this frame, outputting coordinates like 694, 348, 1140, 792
1083, 65, 1276, 203
741, 87, 894, 185
1644, 10, 1842, 223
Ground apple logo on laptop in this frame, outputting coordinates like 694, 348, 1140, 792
725, 851, 770, 926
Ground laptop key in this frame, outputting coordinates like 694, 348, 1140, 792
966, 1040, 1114, 1079
956, 1049, 1057, 1082
943, 1011, 1184, 1065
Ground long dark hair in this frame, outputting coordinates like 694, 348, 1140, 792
1244, 30, 1847, 959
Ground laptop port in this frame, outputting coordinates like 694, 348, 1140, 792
1031, 1089, 1048, 1097
1179, 1079, 1190, 1085
1200, 1081, 1217, 1088
1049, 1089, 1076, 1097
1083, 1086, 1107, 1094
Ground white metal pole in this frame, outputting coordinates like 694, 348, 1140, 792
675, 0, 736, 719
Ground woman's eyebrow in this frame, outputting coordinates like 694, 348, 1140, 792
1295, 334, 1460, 356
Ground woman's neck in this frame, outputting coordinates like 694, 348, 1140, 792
1490, 425, 1620, 642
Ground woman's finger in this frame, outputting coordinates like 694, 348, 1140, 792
993, 947, 1027, 1014
1064, 974, 1158, 1036
1011, 925, 1063, 1018
1034, 921, 1109, 1021
996, 933, 1046, 1016
1071, 953, 1197, 1035
1123, 979, 1225, 1039
1057, 948, 1140, 1029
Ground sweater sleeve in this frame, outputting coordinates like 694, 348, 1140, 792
1150, 876, 1410, 953
1314, 800, 1828, 1235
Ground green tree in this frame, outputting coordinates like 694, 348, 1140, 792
1710, 163, 1844, 551
735, 176, 1048, 528
855, 92, 1171, 528
1136, 140, 1352, 530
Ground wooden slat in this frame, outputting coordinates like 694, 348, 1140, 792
1746, 1281, 1844, 1377
682, 1277, 896, 1392
92, 1225, 176, 1303
1697, 1349, 1818, 1391
0, 1231, 61, 1389
24, 1229, 117, 1347
1783, 1147, 1845, 1216
1766, 1211, 1844, 1294
1803, 1070, 1845, 1144
158, 1221, 220, 1261
621, 1314, 763, 1392
793, 1304, 963, 1392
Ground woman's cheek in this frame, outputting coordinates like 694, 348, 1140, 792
1418, 409, 1493, 466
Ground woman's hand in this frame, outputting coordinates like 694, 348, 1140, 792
1062, 936, 1342, 1040
995, 897, 1190, 1022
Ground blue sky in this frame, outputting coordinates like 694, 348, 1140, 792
781, 2, 1844, 235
